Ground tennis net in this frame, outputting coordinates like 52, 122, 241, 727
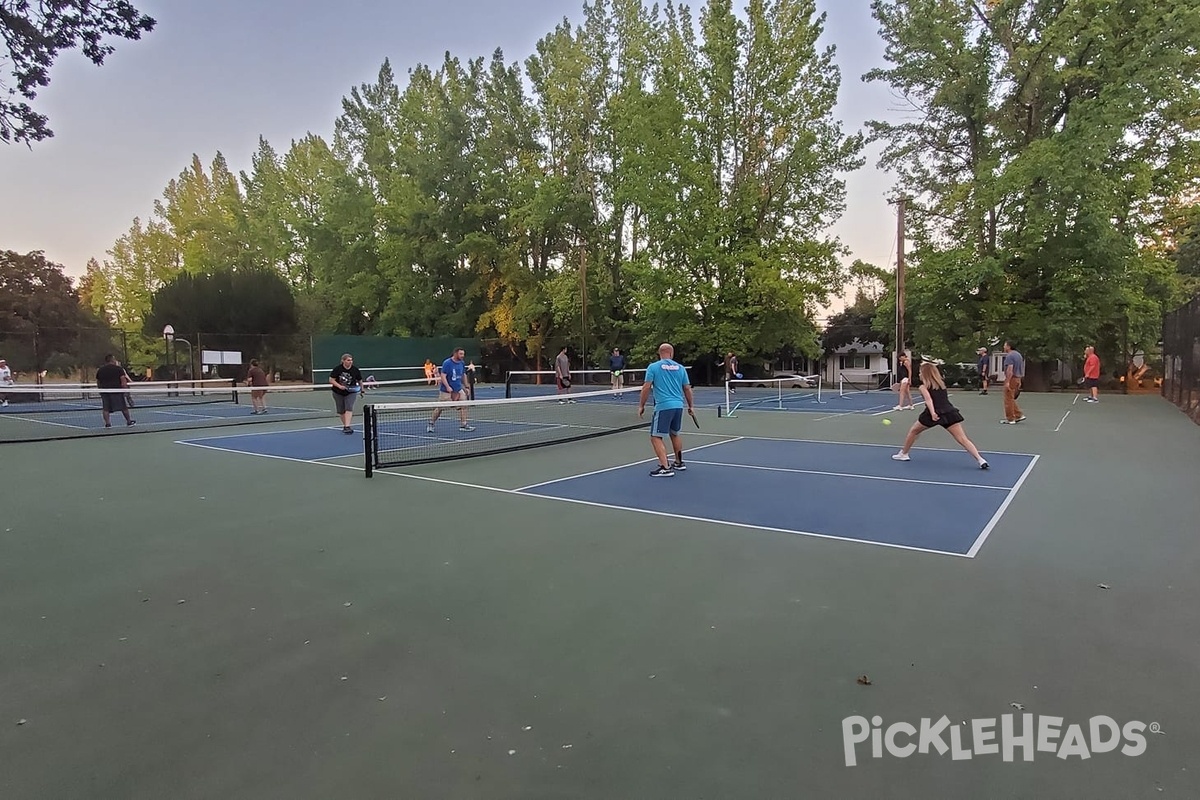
1, 379, 238, 413
838, 371, 893, 396
720, 375, 823, 416
364, 385, 649, 473
0, 377, 441, 443
505, 369, 655, 398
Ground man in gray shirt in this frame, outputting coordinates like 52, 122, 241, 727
555, 346, 575, 403
1001, 341, 1026, 424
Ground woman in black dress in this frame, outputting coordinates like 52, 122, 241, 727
892, 361, 989, 469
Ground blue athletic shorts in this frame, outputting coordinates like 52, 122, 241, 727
650, 407, 683, 438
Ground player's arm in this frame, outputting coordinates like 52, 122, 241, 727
638, 380, 653, 417
920, 384, 937, 419
439, 368, 452, 393
684, 383, 695, 414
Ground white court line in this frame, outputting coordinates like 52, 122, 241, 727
174, 428, 1032, 560
965, 454, 1041, 558
683, 430, 1040, 458
813, 403, 892, 421
1054, 410, 1071, 432
177, 424, 350, 443
0, 413, 88, 430
369, 466, 971, 559
870, 400, 928, 417
684, 459, 1011, 491
515, 437, 744, 492
176, 439, 363, 470
1072, 394, 1081, 405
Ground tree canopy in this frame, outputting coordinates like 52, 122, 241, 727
1, 0, 156, 144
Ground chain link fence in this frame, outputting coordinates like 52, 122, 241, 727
0, 326, 130, 383
1162, 296, 1200, 425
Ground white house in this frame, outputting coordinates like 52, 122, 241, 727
820, 339, 892, 389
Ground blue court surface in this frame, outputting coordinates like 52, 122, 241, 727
515, 438, 1036, 557
177, 427, 1038, 558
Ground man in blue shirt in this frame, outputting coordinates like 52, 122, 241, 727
609, 347, 626, 393
638, 342, 696, 477
428, 347, 476, 433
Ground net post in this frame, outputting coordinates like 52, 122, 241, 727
363, 404, 374, 478
230, 377, 239, 405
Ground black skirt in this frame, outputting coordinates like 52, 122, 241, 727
918, 408, 964, 429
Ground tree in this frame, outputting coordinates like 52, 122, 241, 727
822, 290, 889, 354
143, 269, 297, 338
0, 250, 114, 375
1, 0, 156, 145
865, 0, 1200, 386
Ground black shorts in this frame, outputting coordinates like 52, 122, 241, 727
918, 408, 964, 429
101, 393, 127, 413
1084, 377, 1099, 388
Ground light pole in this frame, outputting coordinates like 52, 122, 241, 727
162, 325, 174, 382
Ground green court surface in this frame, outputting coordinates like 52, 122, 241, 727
2, 389, 1199, 799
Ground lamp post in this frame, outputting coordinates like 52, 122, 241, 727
162, 325, 174, 381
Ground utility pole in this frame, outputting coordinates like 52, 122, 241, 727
891, 196, 909, 371
580, 237, 588, 372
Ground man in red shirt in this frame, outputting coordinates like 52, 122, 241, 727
1083, 345, 1101, 403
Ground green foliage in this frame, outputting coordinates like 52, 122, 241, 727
0, 1, 156, 144
0, 250, 115, 375
86, 0, 862, 375
866, 0, 1200, 380
143, 269, 297, 338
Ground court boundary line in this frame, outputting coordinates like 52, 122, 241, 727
0, 412, 85, 429
515, 437, 744, 492
179, 424, 356, 443
684, 459, 1012, 491
172, 429, 1034, 560
176, 439, 364, 470
685, 429, 1039, 458
367, 466, 972, 559
1054, 410, 1071, 432
965, 454, 1041, 557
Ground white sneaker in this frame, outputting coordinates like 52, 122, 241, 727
892, 405, 903, 410
892, 453, 910, 461
426, 424, 435, 433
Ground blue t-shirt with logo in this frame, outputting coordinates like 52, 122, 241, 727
441, 357, 466, 392
645, 359, 689, 410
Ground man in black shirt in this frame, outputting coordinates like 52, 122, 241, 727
329, 353, 362, 435
96, 354, 135, 428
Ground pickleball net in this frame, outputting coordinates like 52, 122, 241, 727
504, 368, 655, 398
0, 377, 449, 442
364, 385, 649, 473
838, 371, 894, 396
720, 375, 823, 416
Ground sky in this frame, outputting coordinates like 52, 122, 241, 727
0, 0, 903, 312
